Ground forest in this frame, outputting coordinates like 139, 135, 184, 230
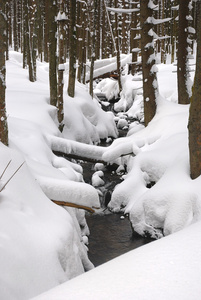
0, 0, 201, 299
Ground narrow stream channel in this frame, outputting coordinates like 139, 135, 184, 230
86, 213, 154, 267
59, 94, 154, 267
79, 150, 154, 267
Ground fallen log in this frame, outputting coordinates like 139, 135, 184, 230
53, 150, 107, 164
86, 71, 118, 83
51, 200, 98, 213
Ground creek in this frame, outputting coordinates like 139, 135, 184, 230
79, 156, 154, 267
60, 94, 154, 267
77, 94, 153, 267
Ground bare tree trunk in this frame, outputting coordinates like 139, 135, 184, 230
89, 0, 98, 98
13, 0, 18, 51
67, 0, 76, 98
114, 0, 122, 92
44, 0, 49, 62
171, 1, 178, 64
57, 0, 66, 131
77, 0, 86, 83
188, 1, 201, 179
49, 0, 57, 106
0, 0, 8, 146
177, 0, 191, 104
23, 0, 35, 82
130, 2, 140, 75
140, 0, 158, 126
121, 0, 129, 54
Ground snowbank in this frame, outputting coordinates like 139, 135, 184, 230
103, 98, 201, 238
0, 51, 119, 299
31, 220, 201, 300
62, 81, 118, 144
0, 144, 93, 300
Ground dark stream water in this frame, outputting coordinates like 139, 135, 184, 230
86, 213, 154, 267
79, 155, 154, 267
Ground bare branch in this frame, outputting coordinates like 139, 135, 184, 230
0, 159, 11, 180
0, 162, 25, 192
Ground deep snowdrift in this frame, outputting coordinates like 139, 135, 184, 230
0, 51, 118, 299
31, 220, 201, 300
97, 59, 201, 239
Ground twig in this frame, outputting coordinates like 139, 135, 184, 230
0, 160, 12, 180
0, 162, 25, 192
51, 200, 96, 213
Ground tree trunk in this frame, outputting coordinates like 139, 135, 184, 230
130, 3, 139, 75
48, 0, 57, 106
77, 0, 86, 83
57, 0, 66, 131
177, 0, 191, 104
114, 0, 122, 92
44, 0, 49, 62
23, 0, 35, 82
67, 0, 77, 98
121, 0, 129, 54
188, 2, 201, 179
140, 0, 158, 126
89, 0, 98, 98
0, 0, 9, 146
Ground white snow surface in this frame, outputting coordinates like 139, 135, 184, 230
2, 49, 201, 300
0, 51, 118, 299
32, 221, 201, 300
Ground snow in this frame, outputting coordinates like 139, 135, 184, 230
31, 221, 201, 300
106, 7, 139, 14
2, 47, 201, 300
85, 54, 131, 82
0, 51, 118, 299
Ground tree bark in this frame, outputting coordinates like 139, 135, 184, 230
57, 0, 66, 131
177, 0, 191, 104
114, 0, 122, 92
67, 0, 76, 98
89, 0, 98, 98
48, 0, 57, 106
0, 0, 8, 146
130, 3, 139, 75
140, 0, 158, 126
188, 1, 201, 179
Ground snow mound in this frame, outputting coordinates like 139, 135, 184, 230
31, 220, 201, 300
0, 144, 93, 300
104, 98, 201, 238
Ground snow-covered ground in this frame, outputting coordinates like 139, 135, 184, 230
0, 51, 117, 299
32, 220, 201, 300
1, 50, 201, 299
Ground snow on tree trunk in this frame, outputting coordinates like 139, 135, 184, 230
49, 0, 57, 106
77, 0, 86, 83
89, 0, 98, 98
57, 0, 66, 131
130, 2, 140, 75
188, 1, 201, 179
140, 0, 158, 126
0, 0, 8, 146
177, 0, 191, 104
114, 0, 122, 92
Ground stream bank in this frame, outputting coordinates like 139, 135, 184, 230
58, 93, 154, 267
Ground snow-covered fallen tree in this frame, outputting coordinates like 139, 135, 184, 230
85, 54, 131, 82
